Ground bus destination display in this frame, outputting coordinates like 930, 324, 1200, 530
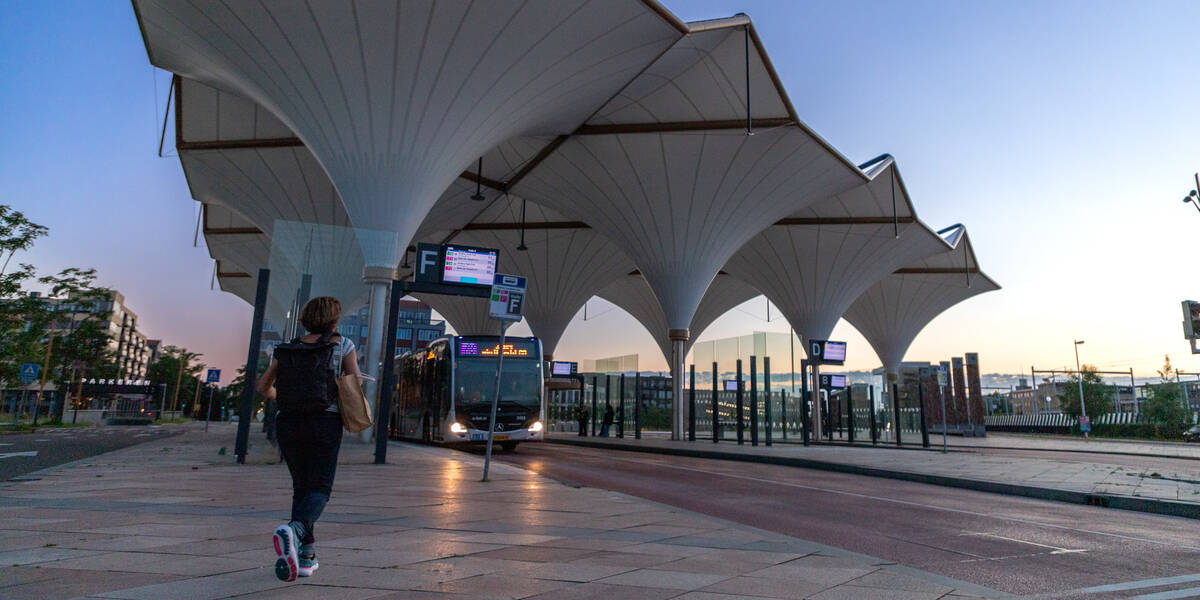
442, 244, 498, 285
822, 341, 847, 363
458, 338, 537, 358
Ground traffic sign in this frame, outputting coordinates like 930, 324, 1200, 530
19, 363, 39, 386
489, 274, 526, 321
206, 369, 221, 383
937, 366, 948, 386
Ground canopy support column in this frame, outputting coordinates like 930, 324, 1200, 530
359, 267, 395, 443
670, 329, 689, 441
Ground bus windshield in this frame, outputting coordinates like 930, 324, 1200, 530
454, 358, 542, 410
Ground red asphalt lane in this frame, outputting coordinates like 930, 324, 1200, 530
491, 443, 1200, 597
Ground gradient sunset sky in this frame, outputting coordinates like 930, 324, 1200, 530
3, 0, 1200, 383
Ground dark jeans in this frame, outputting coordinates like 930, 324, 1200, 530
276, 411, 343, 545
599, 423, 611, 437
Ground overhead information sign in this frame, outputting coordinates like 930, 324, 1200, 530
820, 374, 847, 389
808, 340, 847, 365
550, 361, 577, 376
442, 244, 498, 286
489, 274, 526, 321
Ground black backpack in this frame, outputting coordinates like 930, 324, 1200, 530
273, 332, 339, 415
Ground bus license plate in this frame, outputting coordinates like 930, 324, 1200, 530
493, 435, 509, 441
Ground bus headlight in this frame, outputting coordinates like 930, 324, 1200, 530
528, 421, 543, 432
450, 422, 466, 434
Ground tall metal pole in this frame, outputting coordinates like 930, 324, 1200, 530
764, 356, 772, 446
918, 377, 929, 448
375, 279, 402, 464
1074, 340, 1088, 439
800, 359, 810, 446
634, 372, 641, 439
204, 384, 214, 432
688, 364, 696, 441
1130, 368, 1138, 416
869, 384, 877, 444
735, 359, 745, 445
712, 361, 719, 443
605, 374, 612, 436
749, 356, 758, 446
618, 373, 625, 438
846, 385, 855, 444
892, 383, 902, 447
235, 268, 270, 464
481, 319, 511, 482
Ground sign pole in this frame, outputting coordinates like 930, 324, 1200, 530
481, 319, 510, 482
204, 384, 214, 432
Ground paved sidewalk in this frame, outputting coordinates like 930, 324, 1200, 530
945, 432, 1200, 459
550, 434, 1200, 517
0, 423, 999, 599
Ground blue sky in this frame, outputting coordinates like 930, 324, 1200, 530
3, 1, 1200, 383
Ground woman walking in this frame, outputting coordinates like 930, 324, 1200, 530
256, 296, 360, 581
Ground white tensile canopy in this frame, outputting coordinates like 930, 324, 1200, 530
724, 156, 949, 349
598, 273, 759, 368
842, 224, 1000, 381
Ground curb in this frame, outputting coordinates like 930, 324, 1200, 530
547, 437, 1200, 520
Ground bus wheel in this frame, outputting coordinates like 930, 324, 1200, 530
501, 441, 517, 452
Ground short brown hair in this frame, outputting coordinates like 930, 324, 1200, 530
300, 296, 341, 334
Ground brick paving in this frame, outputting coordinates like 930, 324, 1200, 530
0, 423, 999, 599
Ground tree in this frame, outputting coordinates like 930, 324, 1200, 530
146, 345, 202, 413
1143, 355, 1190, 436
39, 268, 116, 384
0, 263, 48, 386
0, 206, 48, 277
1058, 364, 1112, 419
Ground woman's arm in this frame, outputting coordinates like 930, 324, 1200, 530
342, 348, 363, 380
255, 358, 279, 400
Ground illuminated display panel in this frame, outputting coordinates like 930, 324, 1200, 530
724, 380, 740, 391
442, 244, 498, 286
457, 337, 538, 359
551, 362, 574, 376
829, 374, 847, 388
823, 341, 847, 363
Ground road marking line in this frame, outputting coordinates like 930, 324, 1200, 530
0, 451, 38, 459
562, 447, 1200, 551
961, 532, 1086, 554
1133, 586, 1200, 599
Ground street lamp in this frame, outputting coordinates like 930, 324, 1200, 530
1183, 173, 1200, 215
1074, 340, 1088, 439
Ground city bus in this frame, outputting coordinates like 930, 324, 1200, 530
389, 335, 544, 450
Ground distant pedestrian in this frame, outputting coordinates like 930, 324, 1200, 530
576, 402, 589, 436
256, 296, 361, 582
600, 402, 614, 437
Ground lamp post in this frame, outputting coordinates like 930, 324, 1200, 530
1182, 173, 1200, 214
1074, 340, 1088, 439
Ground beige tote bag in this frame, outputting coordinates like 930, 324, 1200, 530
337, 374, 373, 433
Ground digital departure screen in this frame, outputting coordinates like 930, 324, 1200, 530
442, 244, 498, 286
551, 362, 576, 376
829, 374, 847, 388
457, 337, 538, 359
823, 341, 847, 363
724, 380, 740, 391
